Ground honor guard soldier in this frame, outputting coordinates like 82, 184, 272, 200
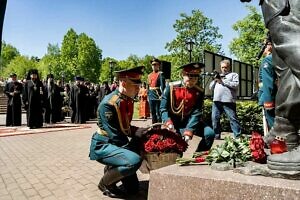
148, 58, 165, 124
89, 66, 148, 198
258, 39, 277, 130
160, 62, 215, 152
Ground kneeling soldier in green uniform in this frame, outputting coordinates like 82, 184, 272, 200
89, 66, 147, 198
160, 62, 215, 152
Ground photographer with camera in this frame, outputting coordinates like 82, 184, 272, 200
209, 59, 241, 139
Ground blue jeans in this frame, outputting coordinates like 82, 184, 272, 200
212, 101, 241, 138
195, 123, 215, 152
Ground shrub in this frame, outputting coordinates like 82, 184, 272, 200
203, 100, 263, 135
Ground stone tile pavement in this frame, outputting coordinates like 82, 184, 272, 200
0, 118, 152, 200
0, 115, 226, 200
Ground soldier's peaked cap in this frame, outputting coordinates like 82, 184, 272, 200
114, 66, 144, 84
179, 62, 205, 74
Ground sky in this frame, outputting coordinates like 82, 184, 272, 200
3, 0, 260, 60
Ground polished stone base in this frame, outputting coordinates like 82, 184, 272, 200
148, 164, 300, 200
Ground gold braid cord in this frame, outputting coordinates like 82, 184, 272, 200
169, 84, 185, 120
108, 94, 131, 136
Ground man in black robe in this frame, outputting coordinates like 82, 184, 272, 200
22, 69, 45, 129
70, 76, 88, 124
44, 74, 63, 124
4, 73, 23, 126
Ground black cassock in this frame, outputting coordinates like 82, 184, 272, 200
44, 83, 63, 123
4, 81, 23, 126
70, 84, 88, 124
22, 79, 45, 128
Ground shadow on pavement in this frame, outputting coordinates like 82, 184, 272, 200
124, 180, 149, 200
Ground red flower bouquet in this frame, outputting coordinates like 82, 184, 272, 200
141, 129, 188, 154
249, 131, 267, 164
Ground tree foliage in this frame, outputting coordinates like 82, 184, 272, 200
58, 28, 102, 83
77, 33, 102, 83
229, 6, 267, 66
3, 55, 37, 80
0, 41, 20, 73
165, 9, 223, 80
37, 43, 62, 80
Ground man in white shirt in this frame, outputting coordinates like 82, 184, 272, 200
209, 59, 241, 139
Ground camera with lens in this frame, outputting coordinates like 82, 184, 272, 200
201, 71, 224, 79
212, 71, 221, 79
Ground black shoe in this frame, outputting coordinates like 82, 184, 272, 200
98, 181, 126, 199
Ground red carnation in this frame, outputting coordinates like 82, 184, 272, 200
195, 157, 205, 163
141, 129, 188, 153
249, 131, 266, 163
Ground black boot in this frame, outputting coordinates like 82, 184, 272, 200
120, 173, 140, 195
98, 168, 127, 198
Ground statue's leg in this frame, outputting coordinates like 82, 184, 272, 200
261, 0, 300, 170
262, 0, 300, 150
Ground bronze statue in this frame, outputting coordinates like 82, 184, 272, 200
241, 0, 300, 171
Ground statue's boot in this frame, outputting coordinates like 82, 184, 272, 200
98, 168, 127, 199
264, 117, 299, 150
267, 146, 300, 171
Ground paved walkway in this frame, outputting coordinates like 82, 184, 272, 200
0, 116, 152, 200
0, 114, 225, 200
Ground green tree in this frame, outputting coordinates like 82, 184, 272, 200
77, 33, 102, 83
60, 29, 102, 83
0, 41, 20, 74
61, 28, 79, 81
99, 58, 118, 83
38, 43, 62, 81
229, 6, 267, 66
3, 55, 37, 80
165, 9, 223, 74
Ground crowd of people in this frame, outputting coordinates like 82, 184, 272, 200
3, 69, 120, 128
2, 55, 280, 198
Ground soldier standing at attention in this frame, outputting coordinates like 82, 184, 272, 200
258, 38, 277, 130
160, 62, 215, 152
89, 66, 148, 198
148, 58, 165, 124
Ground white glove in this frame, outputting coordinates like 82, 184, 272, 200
167, 124, 176, 132
184, 135, 191, 142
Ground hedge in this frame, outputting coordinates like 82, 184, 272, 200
134, 100, 263, 135
202, 99, 263, 135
